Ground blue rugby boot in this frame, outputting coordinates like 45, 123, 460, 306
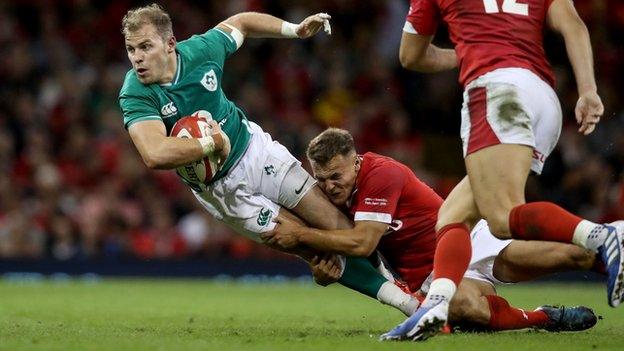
536, 305, 598, 332
380, 299, 449, 341
597, 221, 624, 307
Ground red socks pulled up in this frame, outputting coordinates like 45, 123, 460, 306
486, 295, 549, 330
509, 202, 582, 242
433, 223, 472, 286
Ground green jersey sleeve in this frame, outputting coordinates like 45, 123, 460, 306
119, 72, 161, 129
183, 28, 238, 67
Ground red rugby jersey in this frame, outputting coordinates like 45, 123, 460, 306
405, 0, 555, 87
348, 152, 442, 290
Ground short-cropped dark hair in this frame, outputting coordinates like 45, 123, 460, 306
306, 128, 356, 166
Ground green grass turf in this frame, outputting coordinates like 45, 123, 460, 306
0, 279, 623, 350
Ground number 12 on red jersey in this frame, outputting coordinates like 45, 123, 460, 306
483, 0, 529, 16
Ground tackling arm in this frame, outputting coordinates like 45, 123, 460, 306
265, 220, 388, 257
399, 31, 457, 73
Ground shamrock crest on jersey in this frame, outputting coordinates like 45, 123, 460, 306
201, 70, 218, 91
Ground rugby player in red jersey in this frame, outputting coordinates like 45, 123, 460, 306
376, 0, 623, 340
262, 128, 599, 335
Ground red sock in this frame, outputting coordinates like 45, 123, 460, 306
509, 202, 582, 242
486, 295, 549, 330
433, 223, 472, 286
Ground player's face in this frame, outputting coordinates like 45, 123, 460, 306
311, 153, 360, 206
125, 24, 175, 84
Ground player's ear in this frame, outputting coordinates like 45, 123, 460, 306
354, 154, 360, 172
166, 35, 176, 53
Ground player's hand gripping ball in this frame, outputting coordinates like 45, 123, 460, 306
170, 111, 230, 186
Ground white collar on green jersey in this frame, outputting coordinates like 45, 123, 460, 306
160, 53, 181, 87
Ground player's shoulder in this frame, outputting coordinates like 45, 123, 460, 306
176, 28, 236, 67
119, 69, 150, 98
361, 152, 407, 178
362, 152, 402, 169
176, 32, 205, 54
178, 28, 235, 52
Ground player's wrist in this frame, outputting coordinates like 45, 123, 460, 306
280, 21, 299, 38
578, 87, 598, 96
296, 228, 316, 245
577, 81, 597, 95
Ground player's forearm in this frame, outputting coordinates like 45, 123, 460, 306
139, 137, 204, 169
561, 21, 597, 94
140, 136, 226, 170
224, 12, 291, 39
423, 46, 457, 72
129, 119, 229, 170
297, 228, 374, 257
400, 45, 457, 73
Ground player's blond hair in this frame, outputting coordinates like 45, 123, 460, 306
121, 3, 173, 40
307, 128, 356, 166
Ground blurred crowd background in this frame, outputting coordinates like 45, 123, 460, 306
1, 0, 623, 262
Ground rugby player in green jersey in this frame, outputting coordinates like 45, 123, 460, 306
118, 3, 418, 316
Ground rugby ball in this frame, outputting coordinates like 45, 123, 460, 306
170, 112, 220, 186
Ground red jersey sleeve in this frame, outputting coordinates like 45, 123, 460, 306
352, 165, 405, 224
404, 0, 440, 35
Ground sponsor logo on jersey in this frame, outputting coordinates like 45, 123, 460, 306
364, 197, 388, 206
161, 102, 178, 118
256, 208, 273, 227
201, 69, 218, 91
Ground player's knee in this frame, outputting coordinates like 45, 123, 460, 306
481, 211, 512, 239
436, 206, 478, 232
435, 219, 447, 233
436, 204, 450, 232
435, 212, 458, 232
448, 292, 489, 325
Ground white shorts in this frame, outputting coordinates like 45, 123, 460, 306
193, 122, 316, 242
420, 220, 513, 292
462, 220, 513, 286
460, 68, 562, 174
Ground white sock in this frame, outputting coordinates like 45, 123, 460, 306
377, 281, 420, 316
572, 220, 608, 252
422, 278, 456, 308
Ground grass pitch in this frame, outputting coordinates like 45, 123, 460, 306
1, 278, 623, 350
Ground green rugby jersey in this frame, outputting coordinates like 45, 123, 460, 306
119, 28, 252, 183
